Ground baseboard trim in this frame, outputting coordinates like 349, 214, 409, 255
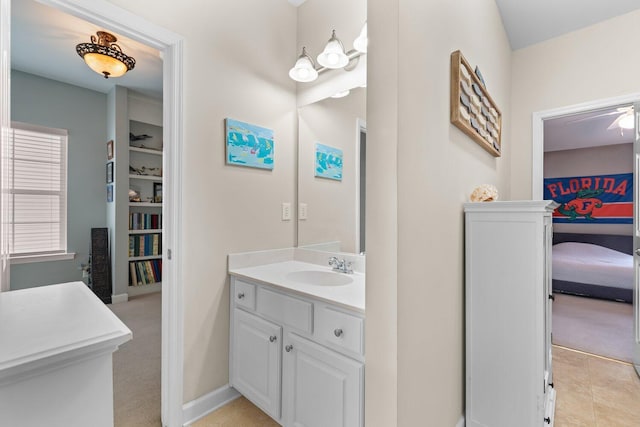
182, 384, 241, 426
456, 415, 465, 427
111, 293, 129, 304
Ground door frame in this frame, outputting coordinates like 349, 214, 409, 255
532, 92, 640, 376
0, 0, 185, 425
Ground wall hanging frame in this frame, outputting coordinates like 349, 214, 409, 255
225, 118, 274, 170
450, 50, 502, 157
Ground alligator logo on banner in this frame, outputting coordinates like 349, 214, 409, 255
543, 173, 633, 224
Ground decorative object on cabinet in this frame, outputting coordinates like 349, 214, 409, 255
225, 118, 274, 170
106, 184, 113, 203
464, 201, 558, 427
107, 139, 113, 160
450, 50, 502, 157
76, 31, 136, 79
106, 161, 113, 183
469, 184, 498, 202
314, 143, 343, 181
153, 182, 162, 203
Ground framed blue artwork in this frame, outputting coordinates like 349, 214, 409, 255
315, 143, 343, 181
225, 118, 274, 170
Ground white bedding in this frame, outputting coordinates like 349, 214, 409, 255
552, 242, 633, 290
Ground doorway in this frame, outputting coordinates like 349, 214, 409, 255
0, 0, 184, 426
533, 94, 640, 377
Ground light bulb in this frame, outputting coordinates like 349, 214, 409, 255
618, 113, 634, 129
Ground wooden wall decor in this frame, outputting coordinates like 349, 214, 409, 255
450, 50, 502, 157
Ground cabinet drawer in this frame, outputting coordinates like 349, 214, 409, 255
316, 306, 364, 355
257, 287, 313, 333
234, 280, 256, 311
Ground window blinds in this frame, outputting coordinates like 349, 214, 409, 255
9, 123, 68, 256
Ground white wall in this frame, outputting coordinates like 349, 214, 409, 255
544, 143, 633, 235
297, 87, 366, 253
367, 0, 512, 425
105, 0, 298, 403
511, 9, 640, 200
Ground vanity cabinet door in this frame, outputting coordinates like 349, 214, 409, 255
231, 308, 282, 420
282, 332, 363, 427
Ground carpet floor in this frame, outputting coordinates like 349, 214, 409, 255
109, 292, 162, 427
552, 293, 633, 363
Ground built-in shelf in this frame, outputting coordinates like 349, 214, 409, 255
129, 174, 162, 181
128, 282, 162, 296
129, 229, 163, 235
129, 202, 162, 207
129, 146, 162, 156
129, 255, 162, 261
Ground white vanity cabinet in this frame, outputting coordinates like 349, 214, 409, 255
229, 276, 364, 427
464, 201, 557, 427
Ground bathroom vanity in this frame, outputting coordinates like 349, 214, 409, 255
228, 249, 365, 427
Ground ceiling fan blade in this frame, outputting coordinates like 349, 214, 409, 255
607, 115, 623, 130
566, 110, 622, 124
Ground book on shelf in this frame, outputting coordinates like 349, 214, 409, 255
129, 259, 162, 286
129, 213, 162, 230
128, 234, 162, 257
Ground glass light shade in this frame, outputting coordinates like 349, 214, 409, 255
289, 47, 318, 82
618, 113, 635, 129
331, 90, 350, 99
353, 22, 368, 53
317, 30, 349, 69
83, 53, 129, 78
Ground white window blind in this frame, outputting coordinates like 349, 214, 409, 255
8, 122, 68, 257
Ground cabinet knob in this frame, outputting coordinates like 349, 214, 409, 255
269, 335, 277, 343
544, 417, 551, 424
285, 344, 293, 352
237, 292, 245, 299
334, 328, 343, 337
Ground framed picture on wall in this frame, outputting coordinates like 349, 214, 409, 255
107, 140, 114, 160
106, 185, 113, 203
225, 118, 274, 170
153, 182, 162, 203
106, 162, 113, 183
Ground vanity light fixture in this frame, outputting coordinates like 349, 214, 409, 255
76, 31, 136, 79
289, 24, 367, 83
353, 22, 367, 53
289, 47, 319, 83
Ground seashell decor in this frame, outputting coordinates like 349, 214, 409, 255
470, 184, 499, 202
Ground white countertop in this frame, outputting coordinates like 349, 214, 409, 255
229, 260, 365, 313
0, 281, 132, 384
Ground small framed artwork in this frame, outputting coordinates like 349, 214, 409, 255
106, 162, 114, 183
106, 185, 113, 203
315, 143, 343, 181
107, 140, 114, 160
225, 118, 274, 170
153, 182, 163, 203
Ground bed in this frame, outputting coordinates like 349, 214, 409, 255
552, 233, 634, 303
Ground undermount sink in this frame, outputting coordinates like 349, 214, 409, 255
286, 270, 354, 286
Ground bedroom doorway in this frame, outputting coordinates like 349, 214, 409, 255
533, 95, 640, 376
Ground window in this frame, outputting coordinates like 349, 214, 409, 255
8, 122, 69, 261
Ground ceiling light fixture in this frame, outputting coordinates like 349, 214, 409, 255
76, 31, 136, 79
289, 25, 367, 83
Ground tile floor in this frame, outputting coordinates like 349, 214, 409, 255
192, 346, 640, 427
553, 345, 640, 427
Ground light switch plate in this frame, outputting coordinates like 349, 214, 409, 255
282, 202, 291, 221
299, 203, 308, 220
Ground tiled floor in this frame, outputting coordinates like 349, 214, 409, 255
553, 345, 640, 427
190, 396, 278, 427
191, 347, 640, 427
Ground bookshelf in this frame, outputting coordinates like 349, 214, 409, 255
128, 118, 163, 291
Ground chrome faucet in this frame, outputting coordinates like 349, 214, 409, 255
328, 256, 353, 274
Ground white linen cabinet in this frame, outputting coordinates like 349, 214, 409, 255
464, 201, 557, 427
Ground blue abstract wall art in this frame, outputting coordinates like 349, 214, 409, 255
315, 143, 343, 181
226, 118, 274, 170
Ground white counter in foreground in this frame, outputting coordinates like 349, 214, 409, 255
0, 281, 132, 427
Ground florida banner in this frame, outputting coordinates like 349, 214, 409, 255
543, 173, 633, 224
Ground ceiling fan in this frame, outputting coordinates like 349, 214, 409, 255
568, 106, 635, 130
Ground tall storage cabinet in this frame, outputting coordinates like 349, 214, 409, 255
464, 201, 557, 427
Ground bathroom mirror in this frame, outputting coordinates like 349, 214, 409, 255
297, 86, 366, 254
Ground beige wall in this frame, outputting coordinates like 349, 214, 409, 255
545, 143, 633, 235
297, 87, 366, 253
367, 0, 512, 425
106, 0, 297, 402
511, 9, 640, 199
